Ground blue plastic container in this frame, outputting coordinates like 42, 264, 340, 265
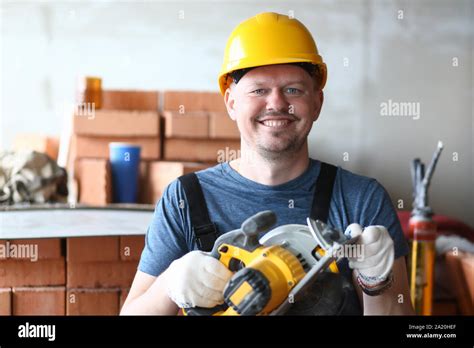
109, 143, 141, 203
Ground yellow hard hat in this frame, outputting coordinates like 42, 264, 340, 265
218, 12, 327, 95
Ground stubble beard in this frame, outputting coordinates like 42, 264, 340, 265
254, 130, 307, 162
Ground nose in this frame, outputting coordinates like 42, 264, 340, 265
265, 88, 290, 114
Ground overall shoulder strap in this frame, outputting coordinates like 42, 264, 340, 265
310, 162, 338, 223
178, 173, 219, 252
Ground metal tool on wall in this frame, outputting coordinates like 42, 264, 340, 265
409, 141, 444, 315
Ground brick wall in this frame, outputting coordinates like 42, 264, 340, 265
0, 235, 145, 315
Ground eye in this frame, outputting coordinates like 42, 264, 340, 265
285, 87, 302, 95
251, 88, 266, 96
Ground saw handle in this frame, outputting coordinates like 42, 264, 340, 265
186, 211, 277, 316
209, 210, 277, 258
241, 210, 277, 247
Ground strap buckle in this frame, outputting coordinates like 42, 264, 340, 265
194, 223, 219, 252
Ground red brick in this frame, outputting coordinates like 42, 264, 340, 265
101, 90, 159, 111
0, 288, 12, 315
200, 91, 227, 112
75, 158, 112, 205
67, 237, 119, 262
7, 239, 62, 260
163, 138, 240, 162
162, 111, 209, 138
73, 110, 160, 137
67, 288, 119, 315
13, 134, 60, 161
12, 287, 65, 315
163, 91, 225, 112
74, 135, 161, 160
163, 90, 202, 112
139, 161, 211, 204
0, 259, 65, 287
120, 236, 145, 261
119, 288, 130, 309
67, 261, 138, 288
209, 112, 240, 139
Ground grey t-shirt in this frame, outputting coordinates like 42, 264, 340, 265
138, 158, 409, 280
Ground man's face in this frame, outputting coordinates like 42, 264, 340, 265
225, 64, 324, 159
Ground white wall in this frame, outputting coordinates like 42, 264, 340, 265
1, 0, 472, 226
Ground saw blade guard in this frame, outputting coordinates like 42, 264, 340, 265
259, 220, 352, 269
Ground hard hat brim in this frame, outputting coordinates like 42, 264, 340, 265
218, 59, 327, 95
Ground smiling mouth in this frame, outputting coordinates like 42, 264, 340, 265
258, 119, 294, 128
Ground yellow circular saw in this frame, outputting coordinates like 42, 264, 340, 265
184, 211, 359, 316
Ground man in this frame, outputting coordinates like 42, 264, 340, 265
121, 12, 414, 315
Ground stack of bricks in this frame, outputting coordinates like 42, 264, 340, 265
66, 235, 144, 315
139, 90, 241, 204
161, 90, 240, 163
0, 236, 144, 315
0, 90, 242, 316
71, 89, 241, 206
0, 239, 65, 315
140, 91, 240, 204
71, 90, 161, 205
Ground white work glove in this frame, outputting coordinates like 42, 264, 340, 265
344, 224, 395, 286
163, 250, 233, 308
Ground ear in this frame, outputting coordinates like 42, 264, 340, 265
312, 90, 324, 122
224, 85, 237, 121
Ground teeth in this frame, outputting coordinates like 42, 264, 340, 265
262, 120, 290, 127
